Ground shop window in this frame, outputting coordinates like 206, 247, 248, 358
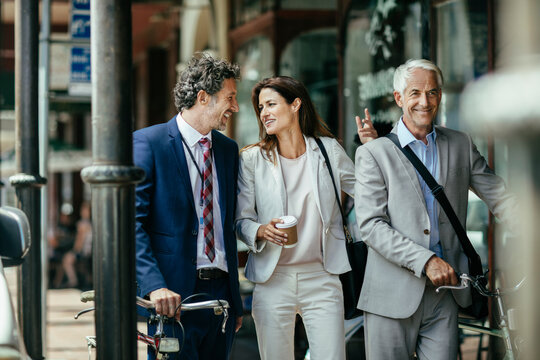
342, 1, 422, 156
280, 28, 338, 134
435, 0, 489, 130
434, 0, 491, 268
234, 36, 274, 148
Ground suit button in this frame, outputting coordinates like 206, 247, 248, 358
424, 229, 430, 235
192, 230, 198, 236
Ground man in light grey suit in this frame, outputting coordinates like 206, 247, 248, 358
355, 59, 515, 359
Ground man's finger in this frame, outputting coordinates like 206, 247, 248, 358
362, 115, 374, 130
355, 115, 362, 129
362, 118, 374, 129
155, 300, 162, 314
364, 107, 371, 121
168, 298, 176, 317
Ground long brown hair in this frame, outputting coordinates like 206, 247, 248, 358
245, 76, 333, 163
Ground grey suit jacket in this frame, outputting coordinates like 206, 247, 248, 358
235, 136, 355, 283
354, 125, 515, 319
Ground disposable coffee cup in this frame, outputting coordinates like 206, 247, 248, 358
275, 215, 298, 248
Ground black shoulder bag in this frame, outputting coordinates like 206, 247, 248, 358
315, 138, 367, 320
386, 133, 488, 319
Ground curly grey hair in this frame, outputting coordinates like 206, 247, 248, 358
174, 53, 241, 112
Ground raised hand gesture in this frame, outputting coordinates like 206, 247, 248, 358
355, 108, 378, 144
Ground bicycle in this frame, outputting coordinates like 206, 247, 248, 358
436, 273, 525, 360
74, 290, 230, 359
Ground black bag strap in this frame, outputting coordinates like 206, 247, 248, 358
314, 138, 353, 244
385, 133, 480, 262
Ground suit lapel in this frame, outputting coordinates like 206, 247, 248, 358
306, 137, 323, 220
167, 119, 196, 212
388, 127, 427, 213
212, 132, 227, 226
393, 146, 426, 211
435, 127, 449, 188
264, 151, 287, 215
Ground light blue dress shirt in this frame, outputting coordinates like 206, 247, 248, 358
397, 118, 443, 258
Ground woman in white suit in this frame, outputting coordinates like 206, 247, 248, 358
235, 76, 376, 360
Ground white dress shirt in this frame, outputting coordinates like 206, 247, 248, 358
176, 114, 228, 272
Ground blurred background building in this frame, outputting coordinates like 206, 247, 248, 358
1, 0, 537, 358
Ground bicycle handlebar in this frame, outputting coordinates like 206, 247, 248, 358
436, 273, 526, 297
79, 290, 230, 314
136, 297, 230, 312
436, 273, 495, 296
435, 274, 474, 293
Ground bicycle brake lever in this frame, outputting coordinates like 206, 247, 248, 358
74, 306, 95, 319
221, 307, 229, 334
435, 275, 469, 293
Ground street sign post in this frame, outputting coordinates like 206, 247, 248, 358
69, 0, 91, 96
69, 46, 91, 95
71, 13, 91, 39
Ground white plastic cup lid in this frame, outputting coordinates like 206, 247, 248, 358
275, 215, 298, 228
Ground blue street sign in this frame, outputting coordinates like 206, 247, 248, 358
71, 13, 91, 39
73, 0, 90, 11
70, 46, 91, 83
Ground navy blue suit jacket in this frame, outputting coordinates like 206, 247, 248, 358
133, 117, 242, 315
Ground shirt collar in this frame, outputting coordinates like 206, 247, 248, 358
396, 117, 437, 148
176, 113, 212, 148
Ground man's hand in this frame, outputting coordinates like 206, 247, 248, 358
235, 316, 243, 333
356, 108, 378, 144
424, 256, 458, 287
149, 288, 182, 320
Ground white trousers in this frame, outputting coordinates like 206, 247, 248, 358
251, 262, 346, 360
364, 285, 459, 360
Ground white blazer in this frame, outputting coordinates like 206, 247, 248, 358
235, 136, 355, 284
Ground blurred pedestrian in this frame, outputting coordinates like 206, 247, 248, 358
61, 201, 93, 289
48, 204, 76, 288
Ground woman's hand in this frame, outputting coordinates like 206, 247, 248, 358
356, 108, 378, 144
256, 218, 288, 246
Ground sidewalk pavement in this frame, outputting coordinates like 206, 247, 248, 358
46, 287, 152, 360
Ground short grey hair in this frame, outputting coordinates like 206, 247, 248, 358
174, 53, 240, 112
393, 59, 444, 95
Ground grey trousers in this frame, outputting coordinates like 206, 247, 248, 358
364, 285, 459, 360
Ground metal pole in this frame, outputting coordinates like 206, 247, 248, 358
0, 0, 2, 203
10, 1, 46, 359
38, 0, 51, 348
81, 0, 144, 359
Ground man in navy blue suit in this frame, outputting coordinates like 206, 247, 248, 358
134, 53, 243, 359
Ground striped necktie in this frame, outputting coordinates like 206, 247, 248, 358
198, 138, 215, 262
